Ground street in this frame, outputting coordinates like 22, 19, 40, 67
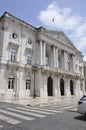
0, 100, 86, 130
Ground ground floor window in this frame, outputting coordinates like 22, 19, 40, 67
8, 75, 15, 90
26, 78, 31, 90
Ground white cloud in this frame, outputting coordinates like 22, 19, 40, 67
38, 1, 86, 61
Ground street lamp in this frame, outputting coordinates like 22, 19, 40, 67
32, 65, 38, 99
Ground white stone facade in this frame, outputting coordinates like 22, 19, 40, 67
0, 12, 85, 101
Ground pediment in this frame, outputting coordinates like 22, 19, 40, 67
42, 30, 76, 50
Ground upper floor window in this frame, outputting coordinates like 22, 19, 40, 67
8, 75, 15, 90
27, 54, 32, 65
12, 33, 18, 39
79, 66, 82, 74
10, 47, 17, 62
26, 78, 31, 90
27, 38, 32, 45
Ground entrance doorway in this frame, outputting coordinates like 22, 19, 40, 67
47, 77, 53, 96
70, 80, 74, 95
60, 79, 64, 96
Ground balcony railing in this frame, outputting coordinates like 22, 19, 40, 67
7, 60, 20, 67
26, 44, 33, 50
25, 63, 32, 69
9, 40, 20, 47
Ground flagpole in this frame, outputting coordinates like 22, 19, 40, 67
52, 17, 55, 30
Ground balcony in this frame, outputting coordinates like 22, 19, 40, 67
7, 60, 20, 68
43, 65, 57, 73
9, 40, 20, 47
25, 64, 32, 69
26, 43, 32, 49
58, 68, 76, 76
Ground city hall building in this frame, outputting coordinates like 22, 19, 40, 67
0, 12, 85, 101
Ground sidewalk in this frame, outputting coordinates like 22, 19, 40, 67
18, 96, 80, 106
0, 96, 81, 106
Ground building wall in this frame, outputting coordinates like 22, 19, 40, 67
0, 12, 85, 101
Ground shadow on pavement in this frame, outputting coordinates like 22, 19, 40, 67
74, 115, 86, 121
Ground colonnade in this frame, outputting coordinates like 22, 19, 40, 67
39, 40, 75, 72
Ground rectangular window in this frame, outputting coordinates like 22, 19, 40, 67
8, 78, 15, 90
79, 66, 82, 74
26, 80, 31, 90
27, 54, 32, 65
10, 47, 17, 62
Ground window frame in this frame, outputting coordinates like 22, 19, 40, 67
8, 75, 15, 91
26, 78, 31, 90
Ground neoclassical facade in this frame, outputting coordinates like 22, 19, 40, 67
0, 12, 85, 101
83, 61, 86, 92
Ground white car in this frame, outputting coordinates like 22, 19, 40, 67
77, 95, 86, 116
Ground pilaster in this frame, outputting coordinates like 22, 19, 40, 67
57, 77, 60, 96
53, 46, 56, 68
40, 40, 43, 65
56, 47, 58, 68
43, 41, 46, 65
73, 55, 75, 72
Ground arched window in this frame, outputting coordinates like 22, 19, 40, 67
8, 75, 15, 90
26, 78, 31, 90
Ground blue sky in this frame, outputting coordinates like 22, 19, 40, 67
0, 0, 86, 60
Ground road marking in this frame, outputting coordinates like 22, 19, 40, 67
40, 100, 77, 107
0, 109, 34, 121
50, 103, 77, 108
6, 108, 46, 118
16, 107, 53, 115
25, 106, 63, 113
68, 108, 77, 111
0, 114, 20, 124
59, 105, 77, 110
0, 125, 3, 128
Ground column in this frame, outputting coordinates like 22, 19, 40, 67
40, 40, 43, 65
57, 77, 60, 96
82, 80, 85, 95
56, 47, 58, 68
53, 46, 56, 68
43, 41, 46, 65
64, 51, 67, 70
73, 55, 75, 72
18, 68, 24, 98
53, 76, 57, 97
37, 70, 43, 97
65, 78, 70, 96
17, 46, 21, 63
74, 79, 79, 96
43, 74, 47, 97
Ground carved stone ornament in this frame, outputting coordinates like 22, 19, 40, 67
21, 33, 25, 38
28, 38, 32, 44
43, 30, 76, 50
2, 26, 8, 31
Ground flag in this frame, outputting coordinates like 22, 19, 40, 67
52, 17, 54, 22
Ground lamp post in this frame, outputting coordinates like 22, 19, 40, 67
32, 65, 38, 99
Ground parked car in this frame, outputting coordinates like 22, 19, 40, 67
77, 95, 86, 116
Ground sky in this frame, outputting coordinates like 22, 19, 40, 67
0, 0, 86, 61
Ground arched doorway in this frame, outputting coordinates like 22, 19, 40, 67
70, 80, 74, 95
60, 79, 64, 96
47, 77, 53, 96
